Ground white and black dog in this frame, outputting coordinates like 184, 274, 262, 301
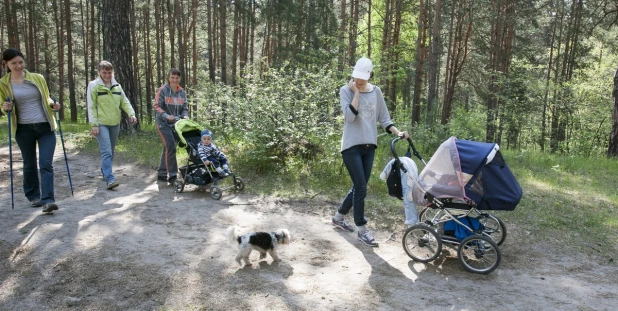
225, 226, 291, 266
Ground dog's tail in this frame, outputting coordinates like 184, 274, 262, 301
225, 226, 241, 245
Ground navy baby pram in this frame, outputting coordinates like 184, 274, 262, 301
397, 136, 522, 274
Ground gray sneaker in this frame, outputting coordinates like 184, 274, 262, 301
106, 181, 119, 190
358, 230, 379, 247
30, 199, 42, 207
332, 218, 355, 232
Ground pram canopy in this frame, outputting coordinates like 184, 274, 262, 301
174, 119, 205, 164
174, 119, 203, 146
415, 136, 522, 211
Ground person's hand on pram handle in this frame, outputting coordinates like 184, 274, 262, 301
166, 115, 188, 123
397, 131, 409, 140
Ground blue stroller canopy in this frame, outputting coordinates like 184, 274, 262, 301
416, 136, 522, 210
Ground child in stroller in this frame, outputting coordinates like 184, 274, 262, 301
198, 129, 231, 177
172, 119, 244, 200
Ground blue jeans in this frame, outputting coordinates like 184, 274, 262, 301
338, 144, 376, 227
96, 124, 120, 183
207, 154, 228, 168
15, 122, 57, 204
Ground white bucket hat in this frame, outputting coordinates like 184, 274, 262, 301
351, 57, 373, 80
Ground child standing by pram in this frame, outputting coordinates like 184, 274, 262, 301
198, 129, 230, 177
380, 156, 419, 227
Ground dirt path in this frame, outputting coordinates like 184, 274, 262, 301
0, 146, 616, 311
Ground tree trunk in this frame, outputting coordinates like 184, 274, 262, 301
175, 0, 186, 86
52, 0, 65, 121
232, 0, 239, 86
130, 0, 141, 119
144, 1, 153, 122
207, 0, 215, 81
26, 0, 35, 71
608, 67, 618, 157
191, 0, 198, 86
367, 0, 372, 58
167, 0, 175, 68
348, 0, 359, 65
412, 0, 428, 126
426, 0, 441, 125
441, 0, 472, 125
90, 0, 96, 80
4, 0, 20, 49
338, 0, 347, 72
80, 0, 89, 92
101, 0, 138, 131
65, 0, 77, 121
219, 0, 228, 84
541, 5, 557, 152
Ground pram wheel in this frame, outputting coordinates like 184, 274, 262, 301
234, 177, 245, 191
476, 213, 507, 246
418, 206, 443, 225
457, 235, 501, 274
174, 179, 185, 193
402, 224, 442, 263
210, 185, 222, 200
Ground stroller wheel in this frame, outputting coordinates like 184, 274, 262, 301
418, 206, 443, 225
174, 179, 185, 193
457, 235, 501, 274
234, 177, 245, 191
211, 185, 222, 200
402, 224, 442, 263
475, 213, 507, 246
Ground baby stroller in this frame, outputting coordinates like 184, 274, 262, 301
172, 119, 244, 200
391, 136, 522, 274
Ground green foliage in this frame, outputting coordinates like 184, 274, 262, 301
191, 63, 343, 171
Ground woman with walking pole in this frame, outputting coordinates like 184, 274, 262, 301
1, 48, 61, 213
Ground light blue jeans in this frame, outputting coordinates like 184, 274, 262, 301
96, 124, 120, 183
402, 186, 418, 225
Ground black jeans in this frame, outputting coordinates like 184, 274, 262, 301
338, 144, 376, 227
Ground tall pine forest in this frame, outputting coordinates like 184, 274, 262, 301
2, 0, 618, 159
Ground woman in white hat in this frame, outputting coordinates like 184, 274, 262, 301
331, 57, 408, 247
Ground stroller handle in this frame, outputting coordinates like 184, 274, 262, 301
390, 136, 427, 166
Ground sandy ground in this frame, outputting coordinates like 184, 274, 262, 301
1, 146, 617, 311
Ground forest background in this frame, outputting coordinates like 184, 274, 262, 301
2, 0, 618, 160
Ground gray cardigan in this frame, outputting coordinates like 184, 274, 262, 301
339, 84, 394, 152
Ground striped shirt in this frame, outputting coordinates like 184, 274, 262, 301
197, 142, 224, 162
11, 82, 47, 124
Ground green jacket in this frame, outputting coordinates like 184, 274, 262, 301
87, 77, 135, 126
0, 70, 56, 136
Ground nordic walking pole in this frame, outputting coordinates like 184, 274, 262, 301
6, 96, 14, 209
52, 98, 73, 196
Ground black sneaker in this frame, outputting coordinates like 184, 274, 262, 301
30, 199, 42, 207
106, 181, 119, 190
42, 203, 59, 213
157, 175, 168, 182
